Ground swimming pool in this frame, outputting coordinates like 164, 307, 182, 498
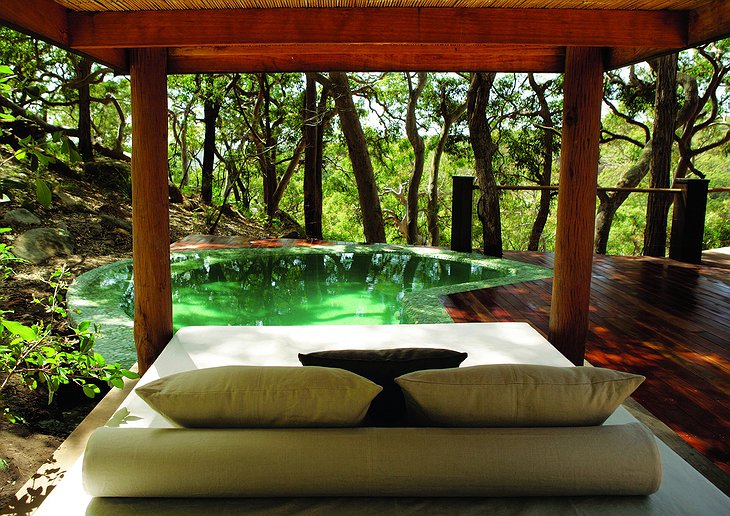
68, 243, 551, 366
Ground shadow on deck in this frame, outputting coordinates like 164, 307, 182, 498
444, 251, 730, 483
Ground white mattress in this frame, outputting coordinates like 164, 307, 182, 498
36, 323, 730, 515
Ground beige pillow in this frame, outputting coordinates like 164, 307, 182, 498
395, 364, 644, 427
136, 365, 382, 428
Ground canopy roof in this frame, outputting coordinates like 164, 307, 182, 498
2, 0, 728, 74
50, 1, 719, 11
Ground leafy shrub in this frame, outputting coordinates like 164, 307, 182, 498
0, 255, 138, 423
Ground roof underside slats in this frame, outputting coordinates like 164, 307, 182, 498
54, 0, 712, 12
0, 0, 727, 74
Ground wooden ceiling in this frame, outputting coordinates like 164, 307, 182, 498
1, 0, 728, 74
52, 1, 715, 11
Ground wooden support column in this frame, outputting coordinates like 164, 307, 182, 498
130, 48, 172, 374
548, 47, 603, 365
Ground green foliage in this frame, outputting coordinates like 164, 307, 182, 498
0, 262, 138, 423
2, 26, 728, 254
0, 227, 25, 280
0, 63, 81, 206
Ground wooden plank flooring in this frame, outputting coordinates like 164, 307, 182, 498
445, 251, 730, 477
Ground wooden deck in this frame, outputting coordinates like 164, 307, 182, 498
444, 251, 730, 478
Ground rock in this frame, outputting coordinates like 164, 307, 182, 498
56, 191, 88, 211
1, 208, 41, 226
169, 182, 184, 204
84, 160, 132, 198
98, 203, 129, 219
100, 214, 132, 232
88, 220, 104, 234
12, 227, 74, 264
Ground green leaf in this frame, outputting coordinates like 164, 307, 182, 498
1, 320, 37, 341
35, 179, 52, 208
68, 148, 82, 164
121, 369, 140, 379
82, 384, 101, 398
109, 377, 124, 389
77, 320, 91, 333
0, 65, 13, 75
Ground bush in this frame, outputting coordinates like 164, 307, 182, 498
0, 241, 137, 423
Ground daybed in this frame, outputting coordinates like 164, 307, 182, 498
36, 323, 730, 515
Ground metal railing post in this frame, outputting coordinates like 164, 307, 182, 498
451, 176, 475, 253
669, 178, 710, 264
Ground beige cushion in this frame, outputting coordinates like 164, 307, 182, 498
136, 365, 382, 428
396, 364, 644, 426
83, 423, 661, 497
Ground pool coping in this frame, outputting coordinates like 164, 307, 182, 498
68, 242, 552, 367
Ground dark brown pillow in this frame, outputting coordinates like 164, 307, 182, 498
298, 348, 467, 426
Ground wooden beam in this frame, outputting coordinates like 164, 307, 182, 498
130, 48, 172, 374
608, 47, 675, 70
607, 0, 729, 70
69, 8, 687, 50
167, 44, 565, 73
689, 0, 730, 47
549, 47, 604, 366
0, 0, 128, 72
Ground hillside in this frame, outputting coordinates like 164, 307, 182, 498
0, 157, 268, 509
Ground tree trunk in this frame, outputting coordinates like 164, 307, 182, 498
272, 138, 306, 212
427, 88, 466, 246
467, 72, 502, 257
255, 74, 280, 219
594, 140, 653, 253
643, 53, 678, 257
427, 118, 450, 246
179, 108, 191, 188
405, 72, 427, 245
527, 74, 556, 252
303, 74, 323, 240
76, 58, 93, 162
201, 94, 220, 206
328, 71, 386, 244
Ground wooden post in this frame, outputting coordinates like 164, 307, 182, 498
451, 176, 474, 253
669, 178, 710, 264
130, 48, 172, 374
548, 48, 604, 366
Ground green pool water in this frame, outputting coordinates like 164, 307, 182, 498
68, 244, 552, 366
161, 250, 506, 327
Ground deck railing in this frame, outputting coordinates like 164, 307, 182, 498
451, 177, 724, 263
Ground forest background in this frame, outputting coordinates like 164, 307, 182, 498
1, 29, 728, 256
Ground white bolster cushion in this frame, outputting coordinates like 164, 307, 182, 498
83, 423, 661, 497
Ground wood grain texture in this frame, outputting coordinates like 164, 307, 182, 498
689, 0, 730, 46
67, 8, 687, 49
548, 47, 604, 365
130, 48, 172, 374
445, 251, 730, 478
0, 0, 68, 45
167, 44, 565, 73
608, 47, 676, 70
52, 0, 718, 11
0, 0, 128, 71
